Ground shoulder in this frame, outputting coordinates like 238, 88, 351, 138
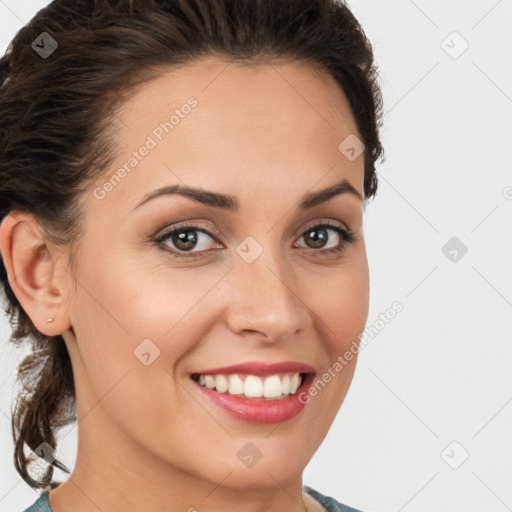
303, 485, 364, 512
21, 489, 52, 512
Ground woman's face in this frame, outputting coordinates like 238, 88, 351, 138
59, 57, 369, 493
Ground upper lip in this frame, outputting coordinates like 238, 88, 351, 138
192, 361, 315, 377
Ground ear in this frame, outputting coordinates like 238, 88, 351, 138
0, 210, 72, 336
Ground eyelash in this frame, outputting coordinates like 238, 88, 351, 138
152, 220, 356, 260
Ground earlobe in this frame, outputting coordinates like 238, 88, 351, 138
0, 210, 71, 336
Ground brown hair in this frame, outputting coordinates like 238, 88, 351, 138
0, 0, 384, 489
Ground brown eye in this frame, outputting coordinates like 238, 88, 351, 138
154, 221, 355, 260
169, 229, 200, 252
154, 223, 221, 259
302, 226, 333, 249
294, 222, 355, 255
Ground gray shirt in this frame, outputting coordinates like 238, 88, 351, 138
22, 484, 362, 512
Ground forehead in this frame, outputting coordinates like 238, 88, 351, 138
116, 56, 359, 137
88, 57, 364, 215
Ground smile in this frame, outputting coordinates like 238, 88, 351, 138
191, 372, 304, 400
189, 362, 316, 424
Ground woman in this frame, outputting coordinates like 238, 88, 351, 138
0, 0, 383, 510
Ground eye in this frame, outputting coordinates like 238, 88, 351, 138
294, 221, 356, 256
153, 222, 220, 259
153, 220, 356, 260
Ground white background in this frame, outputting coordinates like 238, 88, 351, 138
1, 1, 511, 511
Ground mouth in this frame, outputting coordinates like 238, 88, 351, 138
189, 362, 316, 424
190, 371, 308, 400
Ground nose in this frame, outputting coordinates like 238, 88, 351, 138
225, 249, 313, 343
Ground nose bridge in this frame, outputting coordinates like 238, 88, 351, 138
225, 238, 311, 340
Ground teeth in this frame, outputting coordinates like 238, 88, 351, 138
245, 375, 263, 397
282, 374, 290, 394
204, 375, 216, 389
215, 375, 229, 393
290, 373, 301, 394
228, 374, 244, 395
194, 372, 305, 399
263, 375, 283, 398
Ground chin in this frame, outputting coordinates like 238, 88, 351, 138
219, 464, 305, 490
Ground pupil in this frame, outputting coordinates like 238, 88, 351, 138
173, 230, 197, 251
306, 228, 327, 249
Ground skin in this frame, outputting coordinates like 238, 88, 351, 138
0, 57, 369, 512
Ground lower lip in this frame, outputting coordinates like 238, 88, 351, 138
191, 373, 315, 424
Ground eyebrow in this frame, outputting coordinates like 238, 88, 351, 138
133, 177, 362, 212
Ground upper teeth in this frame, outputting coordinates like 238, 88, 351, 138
195, 372, 303, 399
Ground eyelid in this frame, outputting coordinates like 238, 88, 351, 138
299, 217, 349, 234
153, 217, 349, 243
153, 219, 221, 241
152, 217, 355, 259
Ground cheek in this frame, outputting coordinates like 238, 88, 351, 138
294, 264, 368, 441
66, 252, 211, 447
68, 248, 230, 393
309, 261, 370, 355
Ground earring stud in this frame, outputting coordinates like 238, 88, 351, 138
47, 317, 54, 323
